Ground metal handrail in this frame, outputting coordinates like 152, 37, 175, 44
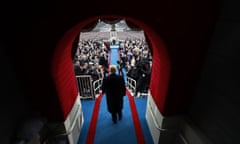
93, 78, 103, 95
126, 77, 136, 96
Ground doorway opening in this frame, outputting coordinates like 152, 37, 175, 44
73, 18, 152, 99
51, 15, 171, 143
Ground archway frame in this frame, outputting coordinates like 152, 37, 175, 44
51, 15, 171, 120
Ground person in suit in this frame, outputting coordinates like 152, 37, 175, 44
73, 60, 81, 75
116, 60, 123, 76
101, 65, 126, 124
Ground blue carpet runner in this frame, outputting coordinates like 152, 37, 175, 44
134, 97, 154, 143
94, 95, 137, 144
94, 45, 137, 143
109, 47, 119, 66
78, 99, 95, 144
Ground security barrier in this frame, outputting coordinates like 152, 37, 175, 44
76, 75, 95, 99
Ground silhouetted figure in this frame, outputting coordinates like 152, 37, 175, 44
117, 60, 123, 76
101, 65, 126, 124
135, 62, 151, 97
73, 60, 81, 75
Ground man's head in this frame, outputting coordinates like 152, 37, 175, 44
110, 65, 117, 74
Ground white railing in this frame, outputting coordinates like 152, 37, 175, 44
93, 78, 103, 97
126, 76, 136, 96
76, 75, 95, 99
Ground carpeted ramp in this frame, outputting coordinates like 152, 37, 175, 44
78, 44, 153, 144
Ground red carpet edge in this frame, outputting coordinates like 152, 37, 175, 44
126, 89, 146, 144
86, 93, 104, 144
85, 90, 146, 144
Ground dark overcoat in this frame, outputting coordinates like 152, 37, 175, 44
102, 73, 126, 113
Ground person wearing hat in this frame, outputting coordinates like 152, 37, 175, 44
101, 65, 126, 124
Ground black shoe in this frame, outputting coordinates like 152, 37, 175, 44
112, 115, 117, 124
118, 112, 122, 120
113, 119, 117, 124
118, 116, 122, 120
112, 119, 117, 124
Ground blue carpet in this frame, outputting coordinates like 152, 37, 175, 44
78, 99, 95, 144
94, 45, 137, 143
118, 48, 152, 143
110, 48, 119, 66
135, 98, 154, 144
94, 95, 138, 144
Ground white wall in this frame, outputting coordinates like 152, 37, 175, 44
146, 94, 184, 144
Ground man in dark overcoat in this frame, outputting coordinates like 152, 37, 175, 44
101, 65, 126, 124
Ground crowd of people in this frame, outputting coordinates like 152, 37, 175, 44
73, 39, 110, 81
117, 38, 152, 97
73, 37, 152, 97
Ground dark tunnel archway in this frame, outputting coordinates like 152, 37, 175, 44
51, 15, 171, 120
